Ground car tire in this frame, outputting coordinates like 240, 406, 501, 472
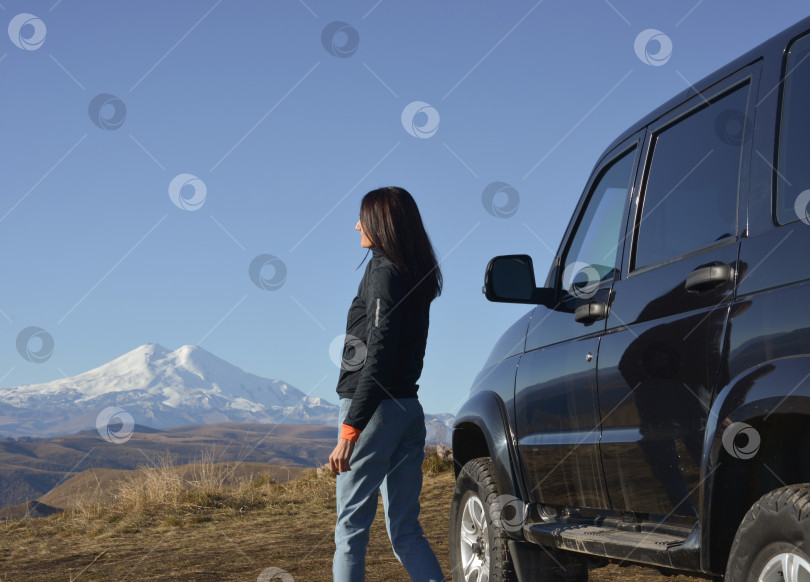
450, 457, 587, 582
449, 457, 518, 582
726, 484, 810, 582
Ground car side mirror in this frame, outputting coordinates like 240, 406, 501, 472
483, 255, 555, 305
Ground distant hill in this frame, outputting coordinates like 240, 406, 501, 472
0, 499, 61, 520
0, 460, 308, 521
0, 421, 335, 509
38, 462, 306, 510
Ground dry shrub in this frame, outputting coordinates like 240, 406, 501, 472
422, 445, 453, 474
112, 449, 259, 515
255, 466, 336, 509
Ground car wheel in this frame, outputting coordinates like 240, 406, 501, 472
726, 485, 810, 582
449, 457, 517, 582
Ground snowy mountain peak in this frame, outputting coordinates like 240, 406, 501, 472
0, 343, 322, 435
168, 344, 246, 381
128, 342, 170, 359
0, 344, 454, 443
0, 343, 305, 404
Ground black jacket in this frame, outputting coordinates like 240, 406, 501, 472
336, 249, 429, 433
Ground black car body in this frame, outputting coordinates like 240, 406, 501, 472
450, 13, 810, 582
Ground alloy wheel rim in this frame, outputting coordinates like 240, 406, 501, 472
759, 552, 810, 582
459, 495, 489, 582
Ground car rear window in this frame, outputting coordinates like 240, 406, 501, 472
633, 83, 748, 270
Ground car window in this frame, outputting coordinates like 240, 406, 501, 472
561, 148, 636, 297
633, 83, 749, 271
777, 33, 810, 225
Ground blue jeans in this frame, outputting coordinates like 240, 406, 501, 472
333, 397, 445, 582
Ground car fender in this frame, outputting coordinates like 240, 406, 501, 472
453, 389, 526, 514
702, 355, 810, 571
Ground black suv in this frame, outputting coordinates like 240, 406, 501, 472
450, 14, 810, 582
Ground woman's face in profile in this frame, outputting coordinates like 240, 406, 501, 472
355, 219, 374, 248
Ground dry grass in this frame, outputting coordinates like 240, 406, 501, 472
422, 445, 454, 475
0, 449, 705, 582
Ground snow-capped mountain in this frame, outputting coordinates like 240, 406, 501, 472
0, 343, 454, 443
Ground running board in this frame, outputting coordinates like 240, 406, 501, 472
524, 522, 701, 571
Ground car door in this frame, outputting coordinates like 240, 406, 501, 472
514, 133, 641, 509
596, 65, 759, 518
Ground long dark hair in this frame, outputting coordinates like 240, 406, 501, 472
357, 186, 442, 305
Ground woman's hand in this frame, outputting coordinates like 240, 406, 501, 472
329, 439, 356, 475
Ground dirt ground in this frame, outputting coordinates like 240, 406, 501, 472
0, 470, 709, 582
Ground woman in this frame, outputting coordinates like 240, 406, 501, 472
329, 186, 445, 582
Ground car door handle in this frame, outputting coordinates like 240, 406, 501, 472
574, 302, 609, 325
684, 264, 735, 293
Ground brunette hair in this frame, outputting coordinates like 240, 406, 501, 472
357, 186, 442, 305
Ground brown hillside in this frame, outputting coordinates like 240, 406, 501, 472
38, 463, 308, 510
0, 422, 336, 509
39, 467, 133, 509
0, 499, 61, 520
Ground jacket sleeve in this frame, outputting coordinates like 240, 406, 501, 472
340, 264, 405, 441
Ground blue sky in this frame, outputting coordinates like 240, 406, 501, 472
2, 0, 809, 418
